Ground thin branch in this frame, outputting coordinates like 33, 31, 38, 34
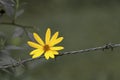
0, 22, 33, 28
0, 22, 34, 39
0, 43, 120, 69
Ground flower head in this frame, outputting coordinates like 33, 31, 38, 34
27, 28, 64, 60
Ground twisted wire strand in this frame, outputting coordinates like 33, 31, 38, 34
0, 43, 120, 69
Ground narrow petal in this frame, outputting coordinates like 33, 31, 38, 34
44, 51, 50, 60
27, 41, 42, 49
32, 49, 44, 58
30, 49, 38, 55
50, 46, 64, 50
50, 37, 64, 46
49, 53, 55, 58
33, 33, 44, 46
45, 28, 51, 44
52, 51, 59, 55
50, 32, 59, 42
44, 50, 55, 59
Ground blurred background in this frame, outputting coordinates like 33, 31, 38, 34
1, 0, 120, 80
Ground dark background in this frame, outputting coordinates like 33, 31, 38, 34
1, 0, 120, 80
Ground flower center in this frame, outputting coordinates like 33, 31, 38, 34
44, 45, 50, 51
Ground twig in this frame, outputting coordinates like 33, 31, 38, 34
0, 22, 34, 39
0, 43, 120, 69
0, 22, 33, 28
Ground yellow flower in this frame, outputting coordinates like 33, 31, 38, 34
27, 28, 64, 60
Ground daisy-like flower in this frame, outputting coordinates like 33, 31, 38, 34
27, 28, 64, 60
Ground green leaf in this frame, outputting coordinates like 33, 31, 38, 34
15, 9, 24, 19
0, 0, 15, 17
0, 50, 17, 67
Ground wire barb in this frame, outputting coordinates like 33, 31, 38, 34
103, 43, 114, 51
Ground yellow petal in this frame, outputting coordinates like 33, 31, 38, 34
50, 46, 64, 50
30, 49, 38, 55
32, 49, 44, 58
33, 33, 44, 46
44, 50, 55, 59
52, 51, 59, 55
45, 28, 51, 44
44, 51, 50, 60
50, 32, 59, 42
27, 41, 42, 49
49, 53, 55, 58
50, 37, 64, 46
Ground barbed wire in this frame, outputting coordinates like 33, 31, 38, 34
0, 43, 120, 69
